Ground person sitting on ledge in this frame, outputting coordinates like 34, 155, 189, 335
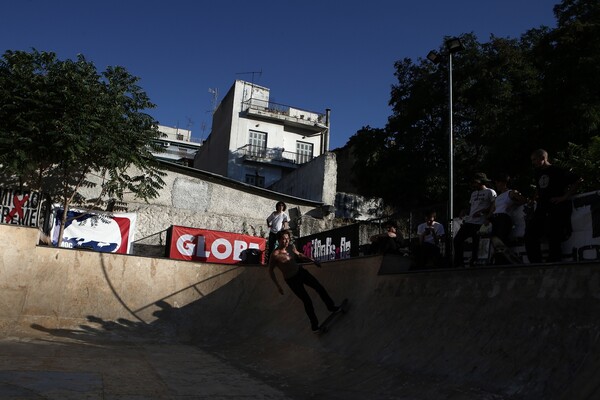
369, 220, 404, 255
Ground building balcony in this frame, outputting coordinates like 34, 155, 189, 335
242, 99, 327, 132
151, 141, 200, 166
235, 144, 313, 167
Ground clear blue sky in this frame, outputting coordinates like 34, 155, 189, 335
1, 0, 558, 149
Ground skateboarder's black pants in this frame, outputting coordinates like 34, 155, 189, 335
285, 267, 336, 330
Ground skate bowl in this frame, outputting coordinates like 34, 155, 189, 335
1, 224, 600, 399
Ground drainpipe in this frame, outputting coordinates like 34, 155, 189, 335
323, 108, 331, 153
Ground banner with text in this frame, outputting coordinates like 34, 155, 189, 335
0, 188, 42, 227
296, 224, 359, 262
51, 207, 137, 254
167, 225, 266, 264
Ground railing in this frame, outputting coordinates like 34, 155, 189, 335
241, 99, 325, 124
236, 144, 314, 165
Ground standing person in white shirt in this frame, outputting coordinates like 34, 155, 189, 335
488, 174, 527, 250
266, 201, 289, 259
483, 174, 528, 264
453, 173, 497, 267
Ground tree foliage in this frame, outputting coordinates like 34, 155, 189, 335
348, 0, 600, 213
556, 136, 600, 192
0, 49, 166, 243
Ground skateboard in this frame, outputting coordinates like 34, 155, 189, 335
315, 298, 349, 335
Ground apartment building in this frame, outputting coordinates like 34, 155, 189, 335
193, 80, 330, 188
152, 125, 202, 167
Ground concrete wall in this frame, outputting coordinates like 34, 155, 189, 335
6, 221, 600, 398
269, 152, 337, 206
0, 225, 247, 335
71, 157, 371, 255
193, 86, 235, 176
77, 162, 326, 252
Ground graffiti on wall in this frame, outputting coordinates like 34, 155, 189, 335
0, 188, 42, 227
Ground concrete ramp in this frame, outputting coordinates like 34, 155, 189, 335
2, 225, 600, 399
163, 257, 600, 400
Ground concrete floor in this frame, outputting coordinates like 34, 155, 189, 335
0, 334, 293, 400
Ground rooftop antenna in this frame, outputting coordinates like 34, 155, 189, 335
208, 88, 218, 114
200, 121, 207, 141
235, 69, 262, 85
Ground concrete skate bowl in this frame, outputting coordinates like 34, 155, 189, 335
159, 258, 600, 400
2, 225, 600, 399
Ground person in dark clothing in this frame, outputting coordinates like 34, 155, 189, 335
369, 220, 403, 255
525, 149, 583, 263
268, 230, 340, 333
415, 211, 445, 268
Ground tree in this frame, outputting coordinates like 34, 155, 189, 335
539, 0, 600, 149
0, 49, 165, 245
347, 126, 393, 199
347, 0, 600, 213
556, 136, 600, 192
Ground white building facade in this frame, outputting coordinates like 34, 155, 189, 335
152, 125, 202, 167
193, 80, 330, 188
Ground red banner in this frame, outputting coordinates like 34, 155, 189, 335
168, 225, 266, 264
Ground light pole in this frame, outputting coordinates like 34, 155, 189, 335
427, 37, 463, 267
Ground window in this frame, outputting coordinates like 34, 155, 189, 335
248, 130, 267, 157
245, 174, 265, 187
296, 141, 313, 164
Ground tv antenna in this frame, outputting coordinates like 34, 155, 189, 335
208, 88, 218, 114
200, 121, 207, 140
235, 69, 262, 85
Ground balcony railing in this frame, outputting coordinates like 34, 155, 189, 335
236, 144, 314, 165
242, 99, 325, 125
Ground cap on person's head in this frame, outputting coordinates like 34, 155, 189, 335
472, 172, 492, 184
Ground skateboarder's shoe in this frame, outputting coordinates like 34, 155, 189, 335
315, 299, 349, 336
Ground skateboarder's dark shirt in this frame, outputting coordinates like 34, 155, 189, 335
269, 244, 302, 280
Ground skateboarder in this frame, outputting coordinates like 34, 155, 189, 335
268, 230, 341, 333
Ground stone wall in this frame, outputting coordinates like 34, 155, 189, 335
77, 162, 334, 255
30, 153, 378, 256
